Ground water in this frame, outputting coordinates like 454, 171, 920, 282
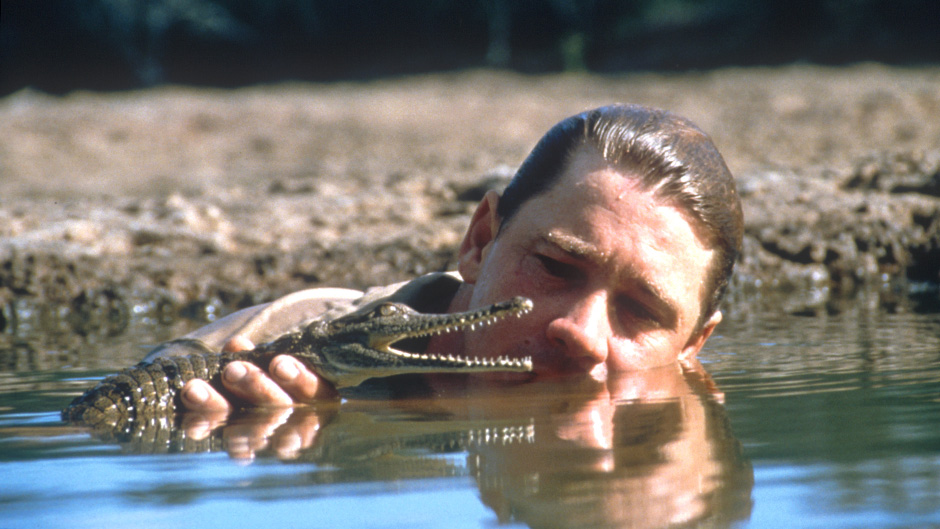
1, 292, 939, 528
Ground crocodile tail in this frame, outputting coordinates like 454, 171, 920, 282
62, 372, 140, 428
62, 349, 227, 434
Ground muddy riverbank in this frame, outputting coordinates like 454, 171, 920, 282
2, 65, 938, 338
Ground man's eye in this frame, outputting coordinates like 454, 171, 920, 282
616, 297, 660, 328
535, 255, 582, 280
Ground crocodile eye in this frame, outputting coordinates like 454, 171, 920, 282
376, 303, 401, 317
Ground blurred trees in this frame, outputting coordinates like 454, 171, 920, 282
2, 0, 938, 94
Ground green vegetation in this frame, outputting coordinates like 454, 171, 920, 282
2, 0, 938, 93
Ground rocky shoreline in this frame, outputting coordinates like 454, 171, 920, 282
2, 65, 938, 340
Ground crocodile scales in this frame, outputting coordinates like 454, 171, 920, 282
63, 297, 534, 433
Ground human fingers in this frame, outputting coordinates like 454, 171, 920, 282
222, 408, 293, 461
221, 361, 294, 406
268, 355, 337, 402
181, 379, 233, 412
222, 335, 254, 353
269, 407, 326, 460
180, 408, 229, 441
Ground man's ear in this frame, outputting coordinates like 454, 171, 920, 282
457, 190, 501, 284
679, 310, 722, 361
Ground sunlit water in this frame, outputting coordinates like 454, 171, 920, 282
1, 292, 938, 529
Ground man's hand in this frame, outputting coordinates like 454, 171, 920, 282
181, 406, 329, 461
179, 337, 337, 412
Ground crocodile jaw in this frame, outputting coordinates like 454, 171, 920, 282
321, 297, 534, 387
370, 296, 533, 353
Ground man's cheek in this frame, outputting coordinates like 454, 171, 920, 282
476, 321, 533, 359
512, 260, 546, 297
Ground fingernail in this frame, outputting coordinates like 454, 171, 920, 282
224, 361, 249, 383
184, 383, 209, 404
273, 358, 300, 382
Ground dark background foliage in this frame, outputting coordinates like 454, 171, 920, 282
3, 0, 939, 94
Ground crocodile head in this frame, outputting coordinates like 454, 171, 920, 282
303, 296, 534, 388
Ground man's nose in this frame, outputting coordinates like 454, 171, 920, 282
545, 292, 609, 368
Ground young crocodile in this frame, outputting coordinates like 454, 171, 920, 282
63, 297, 534, 432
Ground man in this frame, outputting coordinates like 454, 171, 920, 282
162, 103, 743, 412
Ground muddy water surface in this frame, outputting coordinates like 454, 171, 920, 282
1, 292, 938, 529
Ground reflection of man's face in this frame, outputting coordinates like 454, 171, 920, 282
470, 362, 753, 529
549, 362, 715, 452
456, 147, 720, 377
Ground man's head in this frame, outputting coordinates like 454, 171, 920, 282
497, 104, 743, 327
443, 104, 743, 376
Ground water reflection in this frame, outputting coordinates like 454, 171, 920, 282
67, 359, 753, 528
460, 362, 754, 529
3, 297, 937, 528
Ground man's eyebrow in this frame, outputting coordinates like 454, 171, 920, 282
635, 283, 679, 327
542, 231, 606, 262
542, 231, 681, 326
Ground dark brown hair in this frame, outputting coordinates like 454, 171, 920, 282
497, 104, 743, 326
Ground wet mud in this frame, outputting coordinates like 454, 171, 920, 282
2, 65, 938, 338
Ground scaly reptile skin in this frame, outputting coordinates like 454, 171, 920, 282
63, 297, 534, 433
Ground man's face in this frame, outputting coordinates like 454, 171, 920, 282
455, 147, 720, 378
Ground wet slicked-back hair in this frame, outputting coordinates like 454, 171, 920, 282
496, 104, 743, 327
